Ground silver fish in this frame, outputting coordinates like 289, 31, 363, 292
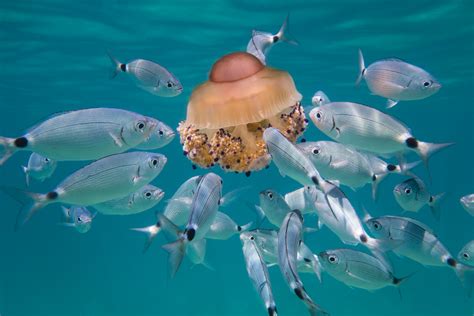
12, 151, 167, 228
458, 240, 474, 268
108, 53, 182, 97
93, 184, 164, 216
61, 205, 95, 234
356, 49, 441, 108
257, 189, 292, 227
460, 194, 474, 217
246, 14, 297, 65
135, 120, 175, 150
22, 153, 57, 186
309, 102, 452, 171
263, 127, 335, 194
312, 91, 331, 107
297, 141, 418, 199
206, 212, 252, 240
162, 173, 222, 277
0, 108, 157, 165
240, 231, 278, 316
365, 215, 473, 286
163, 176, 201, 226
393, 177, 444, 218
278, 210, 328, 316
319, 248, 406, 291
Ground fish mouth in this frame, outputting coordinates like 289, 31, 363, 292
154, 190, 165, 200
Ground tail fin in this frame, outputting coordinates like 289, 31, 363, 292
267, 306, 278, 316
238, 221, 253, 232
371, 173, 388, 201
396, 160, 421, 175
162, 238, 186, 278
355, 49, 366, 86
295, 287, 329, 316
107, 51, 123, 79
428, 193, 445, 220
415, 141, 453, 179
130, 222, 161, 253
0, 136, 20, 166
22, 166, 30, 187
277, 14, 298, 45
0, 186, 53, 230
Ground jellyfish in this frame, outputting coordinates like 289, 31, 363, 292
178, 52, 307, 174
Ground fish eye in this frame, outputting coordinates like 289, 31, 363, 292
404, 188, 412, 195
423, 81, 431, 87
149, 158, 159, 168
136, 121, 146, 131
328, 255, 338, 264
77, 217, 82, 222
315, 111, 323, 121
44, 158, 50, 163
144, 191, 152, 198
250, 236, 255, 241
159, 130, 164, 136
373, 221, 382, 231
312, 147, 320, 155
167, 81, 173, 88
463, 253, 470, 259
266, 191, 274, 199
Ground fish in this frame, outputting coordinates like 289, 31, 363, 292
162, 173, 222, 277
92, 184, 164, 216
108, 53, 183, 97
393, 177, 444, 219
163, 176, 202, 226
21, 153, 57, 186
297, 141, 419, 199
0, 108, 157, 165
246, 14, 298, 65
309, 102, 452, 173
365, 215, 474, 293
318, 248, 408, 291
356, 49, 441, 108
311, 91, 331, 107
60, 205, 95, 234
135, 120, 175, 150
240, 231, 278, 316
6, 151, 167, 228
458, 240, 474, 268
460, 194, 474, 216
284, 187, 317, 214
206, 211, 252, 240
263, 127, 335, 194
278, 210, 328, 316
257, 189, 292, 227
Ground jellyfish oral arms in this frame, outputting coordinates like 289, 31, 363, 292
178, 52, 307, 173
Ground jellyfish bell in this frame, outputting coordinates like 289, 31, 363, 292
178, 51, 307, 173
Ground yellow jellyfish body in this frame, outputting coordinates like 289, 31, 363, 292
178, 52, 307, 174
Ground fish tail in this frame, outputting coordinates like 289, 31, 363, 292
415, 141, 453, 180
130, 222, 162, 253
21, 165, 30, 187
453, 261, 474, 297
355, 48, 366, 86
0, 186, 55, 230
393, 271, 416, 286
0, 136, 22, 166
428, 192, 445, 220
295, 287, 328, 316
107, 50, 124, 79
371, 173, 388, 201
392, 160, 421, 175
267, 306, 278, 316
277, 13, 298, 45
162, 238, 186, 278
157, 213, 181, 237
238, 221, 253, 232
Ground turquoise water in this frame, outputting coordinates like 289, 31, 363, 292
0, 0, 473, 315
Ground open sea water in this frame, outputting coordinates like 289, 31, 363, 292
0, 0, 473, 315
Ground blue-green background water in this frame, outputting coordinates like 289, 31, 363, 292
0, 0, 473, 315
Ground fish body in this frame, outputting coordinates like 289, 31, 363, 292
356, 50, 441, 108
284, 187, 317, 214
22, 153, 57, 186
278, 210, 328, 316
108, 54, 182, 97
61, 205, 95, 234
258, 189, 292, 227
240, 232, 278, 316
0, 108, 157, 165
206, 211, 252, 240
309, 102, 451, 169
16, 151, 167, 227
135, 120, 175, 150
163, 176, 201, 226
93, 184, 164, 215
458, 240, 474, 267
319, 248, 402, 290
263, 127, 334, 194
460, 194, 474, 216
246, 14, 297, 65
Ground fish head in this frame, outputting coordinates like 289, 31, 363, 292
460, 194, 474, 210
309, 106, 333, 134
239, 231, 255, 244
125, 115, 158, 145
457, 241, 474, 266
297, 141, 330, 167
411, 74, 441, 97
318, 250, 343, 272
141, 185, 165, 203
365, 217, 391, 239
74, 207, 93, 225
393, 178, 419, 210
155, 122, 176, 146
160, 76, 183, 97
259, 189, 284, 211
311, 90, 330, 107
